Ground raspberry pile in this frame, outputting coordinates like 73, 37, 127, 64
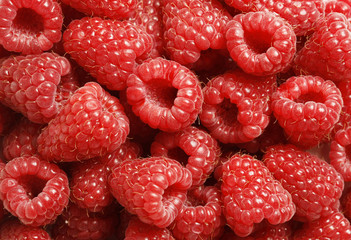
2, 0, 351, 239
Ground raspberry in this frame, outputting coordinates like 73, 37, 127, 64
126, 57, 203, 132
0, 0, 63, 54
0, 52, 78, 124
223, 0, 325, 36
221, 153, 295, 237
125, 216, 175, 240
326, 0, 351, 20
199, 69, 276, 144
2, 117, 43, 161
263, 144, 344, 222
0, 156, 70, 226
163, 0, 230, 66
225, 11, 296, 76
134, 0, 164, 58
170, 185, 225, 240
0, 219, 50, 239
293, 212, 351, 240
70, 159, 113, 213
60, 0, 137, 20
37, 82, 130, 162
294, 12, 351, 83
271, 75, 343, 148
63, 17, 153, 91
52, 202, 116, 240
108, 156, 193, 228
329, 126, 351, 181
151, 126, 220, 187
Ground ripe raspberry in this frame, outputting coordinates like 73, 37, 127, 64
0, 156, 70, 226
70, 159, 113, 213
60, 0, 137, 20
163, 0, 230, 66
223, 0, 325, 36
0, 219, 50, 240
294, 12, 351, 83
151, 126, 220, 187
226, 11, 296, 76
263, 144, 344, 222
134, 0, 164, 58
0, 0, 63, 54
108, 156, 193, 228
125, 216, 175, 240
126, 57, 203, 132
170, 185, 225, 240
271, 75, 343, 148
0, 52, 79, 124
63, 17, 153, 91
37, 82, 130, 162
293, 212, 351, 240
221, 153, 295, 237
52, 202, 116, 240
199, 69, 276, 144
329, 126, 351, 181
2, 117, 43, 161
325, 0, 351, 20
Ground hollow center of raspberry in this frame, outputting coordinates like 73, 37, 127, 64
218, 98, 238, 125
145, 79, 178, 108
185, 193, 205, 207
168, 147, 189, 166
295, 92, 325, 104
244, 31, 272, 54
13, 8, 44, 35
17, 175, 47, 199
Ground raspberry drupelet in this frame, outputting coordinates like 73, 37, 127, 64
63, 17, 153, 91
0, 0, 63, 55
225, 11, 296, 76
221, 153, 296, 237
37, 82, 130, 162
126, 57, 203, 133
0, 52, 77, 124
108, 156, 193, 228
263, 144, 344, 222
0, 156, 70, 226
271, 75, 343, 148
151, 126, 221, 187
199, 69, 276, 144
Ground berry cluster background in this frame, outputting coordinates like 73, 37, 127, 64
0, 0, 351, 239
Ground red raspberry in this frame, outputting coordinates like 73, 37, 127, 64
221, 153, 296, 237
0, 156, 70, 226
223, 0, 325, 36
70, 159, 113, 213
37, 82, 130, 162
151, 126, 220, 187
263, 144, 344, 222
125, 216, 175, 240
329, 126, 351, 181
0, 219, 50, 239
52, 202, 116, 240
162, 0, 230, 66
225, 11, 296, 76
170, 185, 225, 240
293, 212, 351, 240
0, 0, 63, 55
2, 117, 43, 161
126, 57, 203, 133
63, 17, 153, 91
134, 0, 164, 58
108, 156, 193, 228
271, 75, 343, 148
199, 69, 276, 144
294, 12, 351, 83
0, 52, 79, 124
326, 0, 351, 20
60, 0, 137, 20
